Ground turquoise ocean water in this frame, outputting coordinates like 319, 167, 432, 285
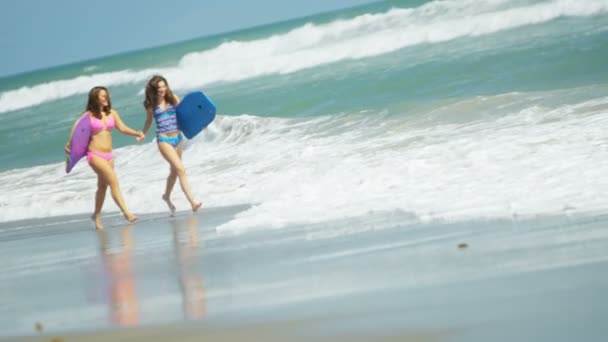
1, 0, 608, 229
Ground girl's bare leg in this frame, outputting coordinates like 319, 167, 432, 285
91, 175, 108, 229
157, 142, 201, 212
89, 156, 138, 223
162, 166, 178, 215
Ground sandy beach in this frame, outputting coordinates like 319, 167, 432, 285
1, 206, 607, 342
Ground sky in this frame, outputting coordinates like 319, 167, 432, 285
0, 0, 378, 78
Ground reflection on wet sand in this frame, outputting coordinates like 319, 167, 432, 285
171, 214, 206, 320
97, 225, 139, 326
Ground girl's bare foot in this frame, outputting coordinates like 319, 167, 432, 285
162, 193, 176, 215
192, 202, 202, 212
124, 213, 138, 223
91, 214, 103, 230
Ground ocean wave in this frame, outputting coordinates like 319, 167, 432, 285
1, 0, 606, 113
1, 90, 608, 229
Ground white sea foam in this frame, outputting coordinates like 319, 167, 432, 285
1, 90, 607, 233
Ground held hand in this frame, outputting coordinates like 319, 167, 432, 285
136, 131, 145, 142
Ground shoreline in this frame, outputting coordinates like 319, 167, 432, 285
0, 208, 607, 341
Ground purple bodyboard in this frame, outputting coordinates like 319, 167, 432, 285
65, 114, 91, 173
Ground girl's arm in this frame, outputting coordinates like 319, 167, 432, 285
139, 107, 154, 142
112, 110, 144, 139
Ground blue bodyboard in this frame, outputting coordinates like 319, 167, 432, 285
176, 91, 217, 139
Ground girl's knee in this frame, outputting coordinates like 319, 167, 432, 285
171, 164, 185, 176
105, 175, 119, 188
176, 168, 186, 177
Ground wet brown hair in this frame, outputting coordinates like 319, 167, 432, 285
86, 86, 112, 119
143, 75, 177, 110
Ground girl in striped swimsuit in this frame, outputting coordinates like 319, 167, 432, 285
139, 75, 202, 214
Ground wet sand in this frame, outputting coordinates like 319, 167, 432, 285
1, 207, 607, 341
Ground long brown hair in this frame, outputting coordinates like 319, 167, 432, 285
86, 86, 112, 119
143, 75, 177, 110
